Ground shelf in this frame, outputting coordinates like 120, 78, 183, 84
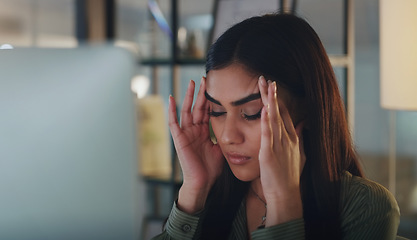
142, 174, 182, 186
140, 57, 206, 66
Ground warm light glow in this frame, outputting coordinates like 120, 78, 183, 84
178, 27, 187, 44
131, 75, 150, 99
380, 0, 417, 110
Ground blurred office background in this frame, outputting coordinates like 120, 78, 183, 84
0, 0, 416, 239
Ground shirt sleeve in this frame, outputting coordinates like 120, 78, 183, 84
251, 218, 305, 240
340, 174, 400, 240
150, 201, 206, 240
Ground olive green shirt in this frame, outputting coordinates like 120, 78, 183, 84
151, 172, 400, 240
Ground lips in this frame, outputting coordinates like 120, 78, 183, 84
225, 152, 251, 165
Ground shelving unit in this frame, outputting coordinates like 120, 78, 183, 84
139, 0, 218, 238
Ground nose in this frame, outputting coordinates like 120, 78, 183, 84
219, 116, 244, 145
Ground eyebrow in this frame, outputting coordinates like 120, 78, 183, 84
205, 91, 261, 106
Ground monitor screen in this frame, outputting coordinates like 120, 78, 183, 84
0, 46, 142, 240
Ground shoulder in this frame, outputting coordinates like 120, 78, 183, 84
340, 171, 399, 211
339, 171, 400, 238
341, 172, 398, 208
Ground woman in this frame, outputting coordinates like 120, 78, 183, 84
152, 13, 400, 239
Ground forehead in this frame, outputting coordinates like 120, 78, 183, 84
206, 64, 259, 103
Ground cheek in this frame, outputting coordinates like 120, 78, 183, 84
209, 118, 222, 141
250, 123, 262, 148
239, 121, 262, 158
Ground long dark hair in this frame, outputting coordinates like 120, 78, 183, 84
202, 13, 364, 239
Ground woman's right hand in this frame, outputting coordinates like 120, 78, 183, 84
168, 77, 224, 214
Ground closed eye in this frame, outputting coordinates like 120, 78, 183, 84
208, 111, 226, 117
242, 109, 262, 121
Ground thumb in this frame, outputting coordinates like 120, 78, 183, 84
295, 120, 306, 172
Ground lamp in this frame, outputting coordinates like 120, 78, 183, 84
131, 75, 151, 99
380, 0, 417, 196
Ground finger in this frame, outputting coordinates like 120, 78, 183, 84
260, 105, 273, 159
258, 76, 268, 106
201, 77, 210, 124
295, 121, 306, 172
168, 95, 181, 137
278, 98, 297, 141
202, 98, 210, 124
267, 81, 282, 141
192, 77, 209, 124
180, 80, 196, 127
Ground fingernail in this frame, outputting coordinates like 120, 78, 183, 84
272, 82, 277, 98
259, 76, 266, 86
268, 81, 274, 92
267, 80, 272, 85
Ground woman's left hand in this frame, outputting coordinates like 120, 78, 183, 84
257, 76, 306, 226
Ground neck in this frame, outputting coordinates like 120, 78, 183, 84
247, 177, 268, 229
250, 178, 265, 203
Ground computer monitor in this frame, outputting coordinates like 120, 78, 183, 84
0, 46, 142, 240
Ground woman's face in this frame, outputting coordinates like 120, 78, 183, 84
205, 64, 266, 182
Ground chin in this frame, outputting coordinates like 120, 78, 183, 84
228, 165, 259, 182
